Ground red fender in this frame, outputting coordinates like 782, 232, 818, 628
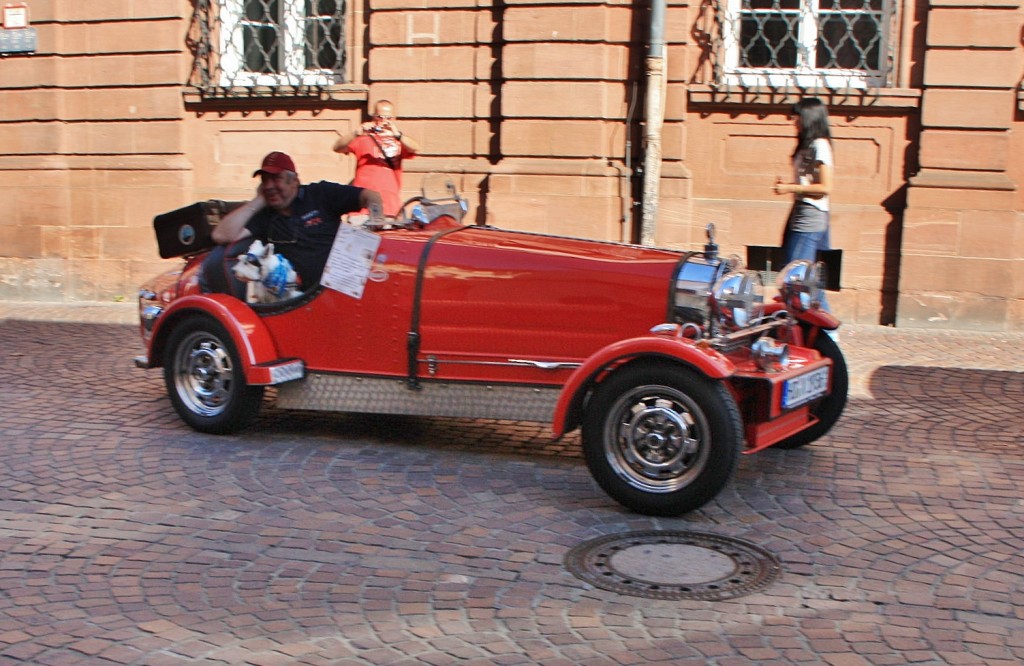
551, 335, 736, 438
765, 300, 840, 329
794, 307, 841, 330
147, 294, 281, 381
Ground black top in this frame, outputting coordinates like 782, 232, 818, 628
246, 181, 365, 287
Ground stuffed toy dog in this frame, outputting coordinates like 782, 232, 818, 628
232, 239, 302, 304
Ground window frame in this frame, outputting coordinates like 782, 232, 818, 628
218, 0, 346, 88
720, 0, 893, 90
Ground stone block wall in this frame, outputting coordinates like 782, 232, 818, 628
0, 1, 188, 302
365, 0, 638, 239
897, 0, 1022, 330
0, 0, 1021, 329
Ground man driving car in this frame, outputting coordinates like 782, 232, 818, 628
201, 151, 385, 298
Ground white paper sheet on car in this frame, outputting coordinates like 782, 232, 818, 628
321, 223, 382, 299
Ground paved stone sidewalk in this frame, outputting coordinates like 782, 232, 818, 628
0, 301, 137, 325
0, 307, 1021, 665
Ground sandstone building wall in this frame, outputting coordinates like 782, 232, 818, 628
0, 0, 1020, 329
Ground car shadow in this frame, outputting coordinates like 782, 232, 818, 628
257, 364, 1024, 463
258, 397, 583, 460
856, 364, 1024, 454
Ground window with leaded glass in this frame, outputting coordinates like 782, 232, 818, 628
722, 0, 893, 89
216, 0, 346, 88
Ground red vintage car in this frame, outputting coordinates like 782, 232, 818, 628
136, 183, 846, 516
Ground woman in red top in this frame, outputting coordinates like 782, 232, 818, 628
333, 100, 420, 217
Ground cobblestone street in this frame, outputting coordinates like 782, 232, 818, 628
0, 305, 1021, 665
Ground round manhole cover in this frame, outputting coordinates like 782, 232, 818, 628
565, 530, 781, 601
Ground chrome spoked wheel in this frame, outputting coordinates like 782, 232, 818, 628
163, 316, 263, 434
605, 385, 709, 494
582, 364, 742, 516
171, 330, 236, 417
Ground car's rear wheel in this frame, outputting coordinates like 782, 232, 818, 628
774, 329, 848, 449
582, 363, 743, 516
163, 316, 263, 434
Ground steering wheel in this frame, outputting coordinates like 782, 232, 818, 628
369, 192, 468, 230
394, 196, 432, 228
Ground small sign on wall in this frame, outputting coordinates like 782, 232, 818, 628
0, 1, 34, 54
2, 2, 28, 29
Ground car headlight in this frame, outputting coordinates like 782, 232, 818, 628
777, 260, 827, 311
713, 270, 764, 328
673, 257, 726, 329
137, 288, 163, 339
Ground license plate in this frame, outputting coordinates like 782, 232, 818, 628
782, 366, 830, 410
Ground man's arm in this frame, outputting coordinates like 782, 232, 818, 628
332, 132, 357, 155
394, 132, 420, 154
359, 188, 386, 224
333, 123, 374, 154
212, 193, 264, 244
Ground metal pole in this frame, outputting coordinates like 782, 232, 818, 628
639, 0, 667, 247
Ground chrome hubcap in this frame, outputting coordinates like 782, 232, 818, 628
175, 334, 233, 416
606, 387, 709, 493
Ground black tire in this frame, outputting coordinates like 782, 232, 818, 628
774, 329, 848, 449
163, 316, 264, 434
582, 363, 743, 517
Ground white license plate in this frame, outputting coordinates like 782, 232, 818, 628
782, 366, 830, 410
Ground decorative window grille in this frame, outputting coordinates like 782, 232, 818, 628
711, 0, 896, 89
188, 0, 346, 94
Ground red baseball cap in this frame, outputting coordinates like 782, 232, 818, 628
253, 151, 296, 177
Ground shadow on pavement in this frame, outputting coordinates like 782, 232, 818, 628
864, 364, 1024, 453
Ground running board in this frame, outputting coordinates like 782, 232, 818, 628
275, 373, 559, 422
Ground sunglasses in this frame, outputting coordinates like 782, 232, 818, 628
374, 114, 394, 120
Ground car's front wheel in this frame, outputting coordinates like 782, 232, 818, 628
163, 316, 263, 434
582, 363, 743, 516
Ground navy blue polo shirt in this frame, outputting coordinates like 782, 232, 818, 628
246, 181, 365, 288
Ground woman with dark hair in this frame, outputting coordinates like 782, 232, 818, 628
774, 97, 834, 310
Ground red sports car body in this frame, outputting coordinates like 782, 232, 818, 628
137, 187, 847, 516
